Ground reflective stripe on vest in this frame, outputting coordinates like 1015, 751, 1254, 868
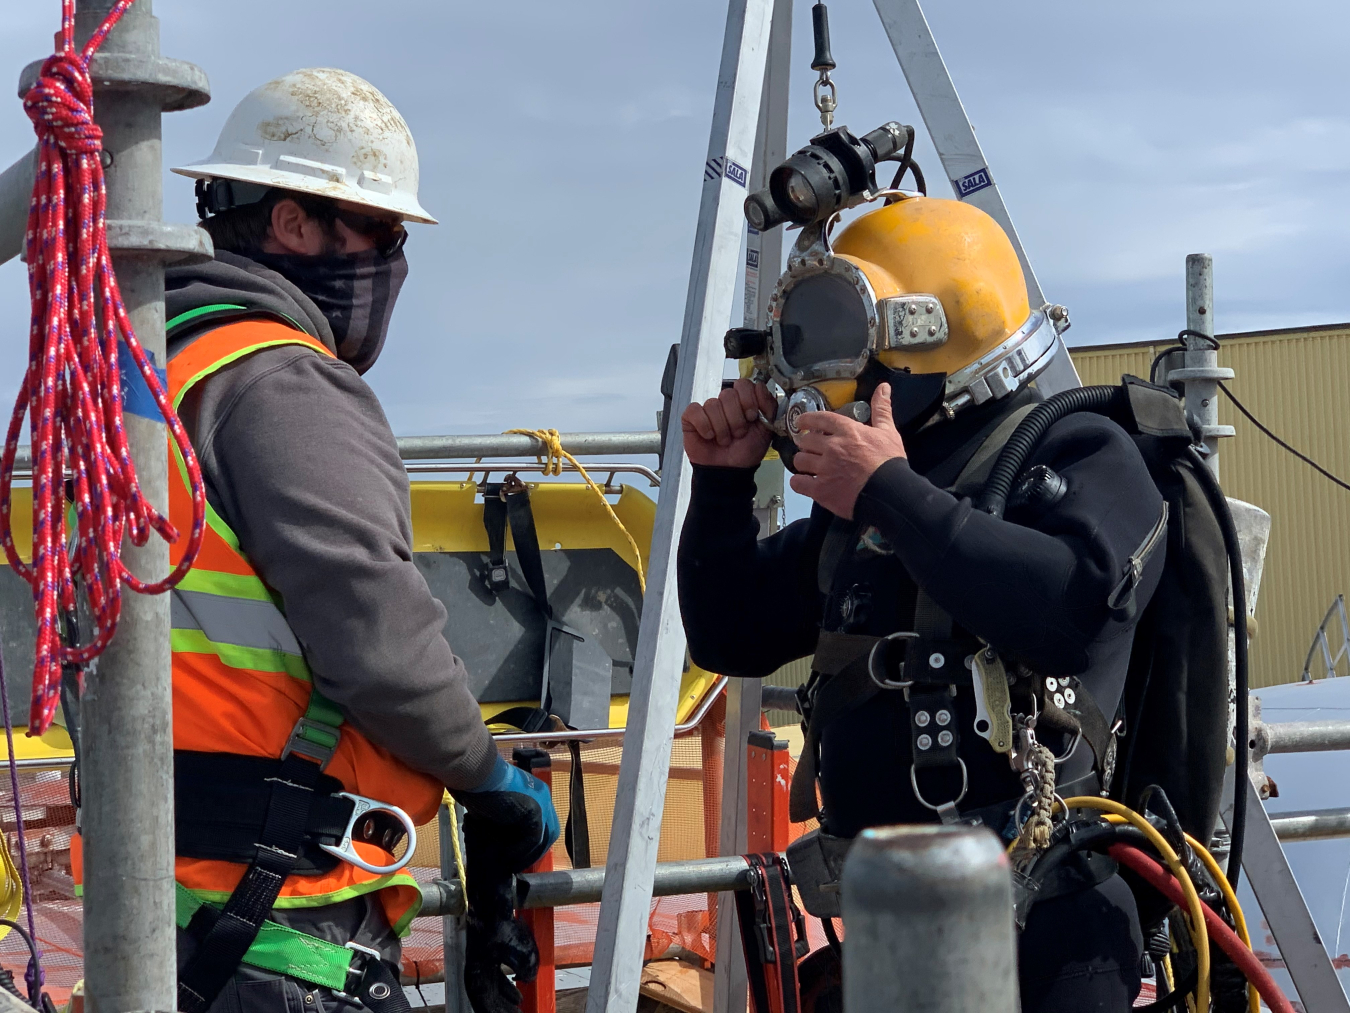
167, 319, 441, 934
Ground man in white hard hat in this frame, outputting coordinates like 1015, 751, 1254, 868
154, 69, 554, 1013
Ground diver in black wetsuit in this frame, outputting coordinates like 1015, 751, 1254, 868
677, 195, 1166, 1012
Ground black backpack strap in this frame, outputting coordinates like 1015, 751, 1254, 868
177, 695, 343, 1013
947, 403, 1039, 497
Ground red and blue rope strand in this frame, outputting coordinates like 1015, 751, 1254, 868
0, 0, 207, 735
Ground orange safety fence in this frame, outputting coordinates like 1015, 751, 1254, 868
0, 689, 826, 1007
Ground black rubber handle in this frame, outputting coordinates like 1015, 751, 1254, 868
811, 3, 835, 72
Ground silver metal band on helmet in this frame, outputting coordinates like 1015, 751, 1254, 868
942, 308, 1059, 417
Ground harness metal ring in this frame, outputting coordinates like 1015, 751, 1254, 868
909, 758, 969, 814
319, 792, 418, 875
868, 631, 919, 690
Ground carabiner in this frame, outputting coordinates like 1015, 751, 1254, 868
319, 793, 419, 875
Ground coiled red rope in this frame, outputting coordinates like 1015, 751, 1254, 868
0, 0, 206, 734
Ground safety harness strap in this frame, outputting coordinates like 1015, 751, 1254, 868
177, 692, 343, 1013
734, 854, 806, 1013
176, 885, 412, 1012
174, 751, 410, 873
790, 633, 880, 823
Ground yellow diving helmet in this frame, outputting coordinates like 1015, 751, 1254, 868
727, 195, 1068, 449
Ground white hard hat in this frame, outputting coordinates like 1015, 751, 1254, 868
172, 68, 436, 225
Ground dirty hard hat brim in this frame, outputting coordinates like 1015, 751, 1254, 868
171, 68, 437, 226
171, 162, 437, 225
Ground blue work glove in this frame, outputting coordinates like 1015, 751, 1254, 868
456, 755, 559, 1013
455, 753, 560, 874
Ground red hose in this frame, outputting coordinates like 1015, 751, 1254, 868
0, 0, 206, 733
1108, 843, 1295, 1013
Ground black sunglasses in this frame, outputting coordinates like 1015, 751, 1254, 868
332, 208, 407, 258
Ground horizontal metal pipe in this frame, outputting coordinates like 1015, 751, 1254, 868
11, 432, 663, 475
397, 431, 662, 461
417, 856, 753, 918
1270, 807, 1350, 842
0, 146, 36, 267
419, 878, 466, 918
761, 685, 801, 714
1263, 720, 1350, 754
404, 461, 661, 489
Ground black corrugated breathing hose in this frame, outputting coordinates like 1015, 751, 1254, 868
976, 385, 1122, 519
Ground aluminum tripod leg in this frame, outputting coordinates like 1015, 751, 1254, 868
1225, 777, 1350, 1010
871, 0, 1080, 396
712, 7, 790, 1010
585, 1, 773, 1009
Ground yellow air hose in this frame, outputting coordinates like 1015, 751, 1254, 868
1059, 796, 1211, 1012
0, 833, 22, 940
1185, 831, 1260, 1013
504, 429, 646, 594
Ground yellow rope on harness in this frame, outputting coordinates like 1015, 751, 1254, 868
504, 428, 647, 594
443, 792, 468, 893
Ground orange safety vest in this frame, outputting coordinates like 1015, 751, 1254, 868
167, 318, 442, 936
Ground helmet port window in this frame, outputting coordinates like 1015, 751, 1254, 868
778, 273, 870, 370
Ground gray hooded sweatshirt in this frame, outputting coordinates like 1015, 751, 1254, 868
164, 252, 497, 792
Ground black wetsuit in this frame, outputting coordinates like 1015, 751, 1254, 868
677, 391, 1165, 1012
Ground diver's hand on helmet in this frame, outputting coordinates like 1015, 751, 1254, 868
682, 378, 778, 469
788, 383, 908, 520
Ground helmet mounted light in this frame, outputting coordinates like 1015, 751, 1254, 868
744, 121, 911, 231
731, 119, 1062, 455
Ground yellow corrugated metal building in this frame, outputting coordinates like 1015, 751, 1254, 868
1071, 323, 1350, 688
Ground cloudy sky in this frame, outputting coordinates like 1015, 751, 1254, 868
0, 0, 1346, 445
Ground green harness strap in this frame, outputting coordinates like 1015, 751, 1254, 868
175, 883, 356, 991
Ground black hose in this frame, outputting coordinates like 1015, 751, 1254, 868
886, 128, 926, 197
977, 385, 1123, 518
0, 920, 41, 1008
1186, 447, 1249, 890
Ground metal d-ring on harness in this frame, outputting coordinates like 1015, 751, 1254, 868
864, 591, 976, 823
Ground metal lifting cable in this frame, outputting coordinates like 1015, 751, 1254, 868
0, 0, 206, 734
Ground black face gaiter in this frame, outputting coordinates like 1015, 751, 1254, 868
251, 248, 408, 374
